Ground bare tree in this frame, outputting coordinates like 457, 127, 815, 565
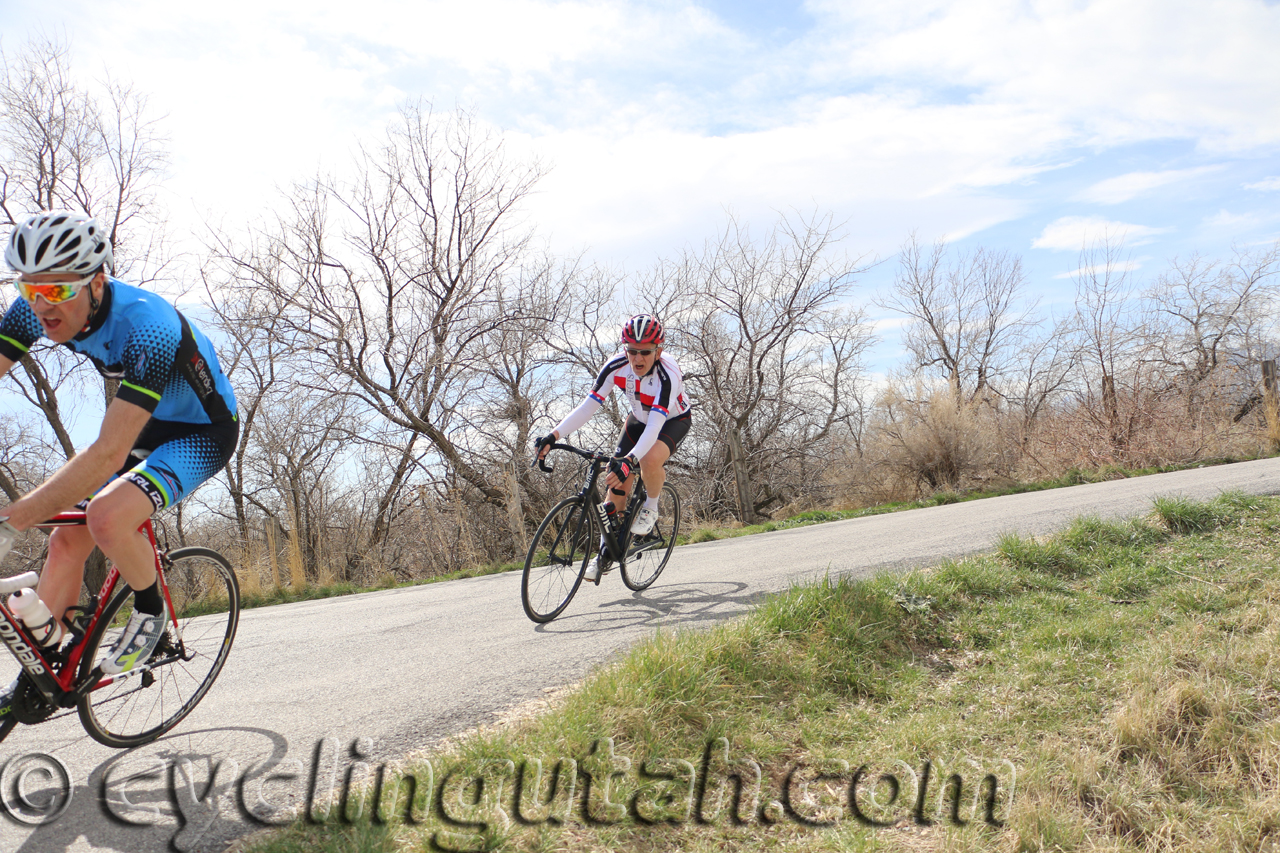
0, 34, 169, 280
676, 212, 874, 521
1, 34, 171, 445
883, 235, 1035, 404
1002, 319, 1078, 469
1144, 244, 1280, 421
1066, 237, 1149, 456
0, 35, 169, 587
209, 104, 551, 557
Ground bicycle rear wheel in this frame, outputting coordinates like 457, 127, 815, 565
78, 547, 240, 748
621, 482, 681, 591
522, 498, 596, 623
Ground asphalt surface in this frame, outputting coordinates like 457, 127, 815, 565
3, 456, 1280, 852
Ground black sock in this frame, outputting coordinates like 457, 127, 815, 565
133, 580, 164, 616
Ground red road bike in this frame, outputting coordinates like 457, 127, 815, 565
0, 511, 238, 747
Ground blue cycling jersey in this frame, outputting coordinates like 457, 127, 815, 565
0, 278, 237, 425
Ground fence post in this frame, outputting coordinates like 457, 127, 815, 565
1264, 360, 1280, 453
728, 426, 756, 524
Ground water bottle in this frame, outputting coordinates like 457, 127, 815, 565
9, 588, 64, 648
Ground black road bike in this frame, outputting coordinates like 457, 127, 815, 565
522, 442, 680, 623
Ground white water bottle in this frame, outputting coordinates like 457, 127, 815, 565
9, 588, 64, 648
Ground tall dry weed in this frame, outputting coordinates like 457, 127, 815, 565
863, 384, 1012, 497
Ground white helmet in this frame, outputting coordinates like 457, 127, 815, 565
5, 211, 113, 275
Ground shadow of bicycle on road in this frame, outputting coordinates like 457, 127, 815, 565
3, 724, 296, 853
532, 579, 768, 634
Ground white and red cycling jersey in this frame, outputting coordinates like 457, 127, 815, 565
552, 351, 692, 460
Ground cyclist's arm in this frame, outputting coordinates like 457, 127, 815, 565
551, 393, 605, 440
0, 397, 151, 530
628, 409, 669, 461
628, 358, 677, 460
0, 352, 13, 382
550, 354, 628, 441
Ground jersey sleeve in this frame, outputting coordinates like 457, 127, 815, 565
590, 354, 628, 400
0, 298, 42, 362
114, 318, 181, 413
552, 395, 603, 437
553, 355, 626, 437
627, 410, 669, 461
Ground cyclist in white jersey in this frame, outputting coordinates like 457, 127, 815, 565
535, 314, 692, 581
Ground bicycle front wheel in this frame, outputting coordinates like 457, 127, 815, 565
522, 498, 596, 623
78, 547, 240, 748
621, 482, 681, 591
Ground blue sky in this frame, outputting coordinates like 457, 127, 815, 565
3, 0, 1280, 343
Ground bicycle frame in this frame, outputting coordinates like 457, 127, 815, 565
0, 511, 170, 710
536, 442, 642, 565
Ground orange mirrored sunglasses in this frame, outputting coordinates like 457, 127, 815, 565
12, 272, 96, 305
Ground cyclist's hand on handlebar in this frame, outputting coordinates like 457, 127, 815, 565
608, 454, 638, 483
533, 432, 560, 461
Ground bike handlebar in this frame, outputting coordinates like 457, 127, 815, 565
532, 441, 611, 473
0, 572, 40, 595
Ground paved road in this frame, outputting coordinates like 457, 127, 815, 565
4, 457, 1280, 852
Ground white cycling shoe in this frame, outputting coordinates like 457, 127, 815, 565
631, 506, 659, 535
584, 554, 612, 584
101, 605, 168, 675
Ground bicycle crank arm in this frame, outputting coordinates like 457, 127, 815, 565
627, 537, 665, 558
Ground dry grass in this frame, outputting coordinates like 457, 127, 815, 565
243, 492, 1280, 853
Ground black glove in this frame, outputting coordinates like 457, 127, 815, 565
608, 454, 638, 481
533, 434, 556, 452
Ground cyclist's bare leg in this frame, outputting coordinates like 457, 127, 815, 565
38, 526, 96, 625
637, 441, 671, 502
84, 478, 158, 601
604, 440, 670, 507
34, 480, 157, 626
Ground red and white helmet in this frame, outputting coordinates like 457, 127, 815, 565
621, 314, 664, 347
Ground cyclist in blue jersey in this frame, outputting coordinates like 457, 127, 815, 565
0, 212, 239, 709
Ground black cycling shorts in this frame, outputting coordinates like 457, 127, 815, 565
615, 411, 692, 458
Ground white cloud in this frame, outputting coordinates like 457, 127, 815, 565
808, 0, 1280, 151
1032, 216, 1170, 251
1073, 166, 1224, 205
1054, 260, 1143, 280
5, 0, 1279, 270
1245, 176, 1280, 191
1202, 209, 1263, 229
522, 94, 1040, 260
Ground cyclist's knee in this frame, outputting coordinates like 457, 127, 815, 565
84, 487, 153, 547
46, 525, 95, 568
639, 451, 668, 477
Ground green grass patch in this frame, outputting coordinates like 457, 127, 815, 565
242, 489, 1280, 853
